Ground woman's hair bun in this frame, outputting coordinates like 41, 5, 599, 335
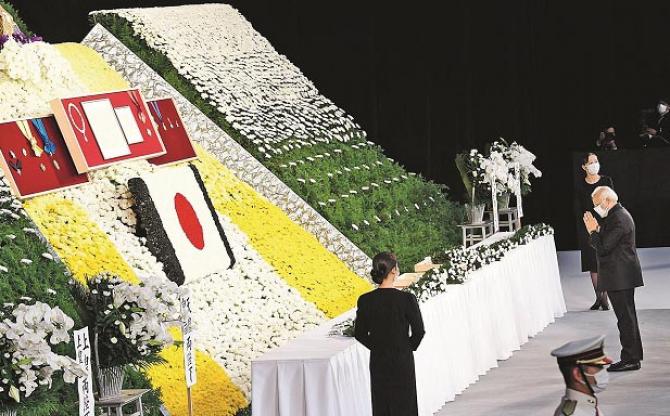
370, 252, 397, 285
370, 266, 387, 283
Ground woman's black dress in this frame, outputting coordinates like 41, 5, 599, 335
354, 288, 425, 416
575, 175, 614, 272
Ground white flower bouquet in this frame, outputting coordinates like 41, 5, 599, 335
0, 301, 85, 407
489, 139, 542, 196
71, 272, 185, 370
508, 141, 542, 195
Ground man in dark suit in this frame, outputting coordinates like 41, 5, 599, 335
583, 186, 644, 372
640, 99, 670, 148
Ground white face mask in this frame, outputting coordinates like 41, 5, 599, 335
585, 163, 600, 175
580, 366, 609, 393
594, 203, 608, 218
659, 104, 668, 114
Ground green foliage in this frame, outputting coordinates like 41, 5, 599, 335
92, 13, 465, 271
0, 185, 80, 414
236, 406, 252, 416
0, 1, 34, 36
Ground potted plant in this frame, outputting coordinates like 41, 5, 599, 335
71, 273, 183, 399
455, 149, 488, 224
0, 301, 85, 416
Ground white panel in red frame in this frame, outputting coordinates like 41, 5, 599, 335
0, 115, 89, 199
146, 97, 198, 166
50, 89, 166, 173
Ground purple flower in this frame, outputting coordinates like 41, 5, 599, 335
0, 29, 42, 50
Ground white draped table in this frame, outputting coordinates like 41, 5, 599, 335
252, 234, 566, 416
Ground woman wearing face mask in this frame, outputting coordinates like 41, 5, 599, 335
355, 252, 425, 416
575, 153, 613, 310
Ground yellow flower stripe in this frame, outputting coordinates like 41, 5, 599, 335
149, 329, 248, 416
55, 43, 130, 92
193, 145, 372, 318
23, 195, 139, 285
29, 44, 248, 416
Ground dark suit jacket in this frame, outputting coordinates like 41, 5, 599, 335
590, 204, 644, 291
640, 109, 670, 147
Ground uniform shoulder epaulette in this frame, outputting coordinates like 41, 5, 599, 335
561, 399, 577, 415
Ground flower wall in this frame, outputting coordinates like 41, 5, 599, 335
2, 20, 373, 414
91, 4, 464, 271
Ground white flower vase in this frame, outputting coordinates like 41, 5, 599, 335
497, 193, 511, 210
466, 203, 486, 224
97, 365, 125, 399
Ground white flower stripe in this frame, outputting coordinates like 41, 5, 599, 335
91, 5, 365, 158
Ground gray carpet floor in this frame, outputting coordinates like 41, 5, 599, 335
435, 248, 670, 416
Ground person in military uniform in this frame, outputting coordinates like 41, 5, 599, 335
551, 335, 612, 416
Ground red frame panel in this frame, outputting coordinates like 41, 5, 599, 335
0, 116, 89, 199
146, 98, 198, 166
50, 89, 165, 173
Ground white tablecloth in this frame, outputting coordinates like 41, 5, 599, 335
252, 235, 566, 416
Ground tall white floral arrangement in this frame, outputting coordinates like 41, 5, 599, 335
0, 301, 85, 406
508, 141, 542, 195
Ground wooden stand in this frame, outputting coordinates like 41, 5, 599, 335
486, 208, 520, 232
97, 389, 150, 416
458, 221, 494, 247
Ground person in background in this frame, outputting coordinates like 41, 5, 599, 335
584, 186, 644, 372
596, 126, 618, 150
551, 335, 612, 416
355, 252, 425, 416
639, 99, 670, 148
575, 153, 613, 310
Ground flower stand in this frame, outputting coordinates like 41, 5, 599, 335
458, 221, 494, 247
0, 407, 17, 416
486, 208, 521, 232
97, 389, 150, 416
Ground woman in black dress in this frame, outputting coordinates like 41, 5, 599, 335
575, 153, 613, 310
354, 252, 425, 416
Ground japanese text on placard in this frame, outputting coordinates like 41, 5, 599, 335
74, 327, 94, 416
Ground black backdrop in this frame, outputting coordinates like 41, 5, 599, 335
10, 0, 670, 249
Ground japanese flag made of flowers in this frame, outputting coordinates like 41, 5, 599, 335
129, 164, 235, 285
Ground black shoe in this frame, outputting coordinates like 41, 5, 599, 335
600, 302, 610, 311
590, 299, 601, 310
607, 361, 641, 372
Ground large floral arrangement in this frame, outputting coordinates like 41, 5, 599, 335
0, 301, 85, 406
456, 139, 542, 206
71, 273, 183, 369
488, 139, 542, 196
15, 41, 367, 415
90, 5, 464, 271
